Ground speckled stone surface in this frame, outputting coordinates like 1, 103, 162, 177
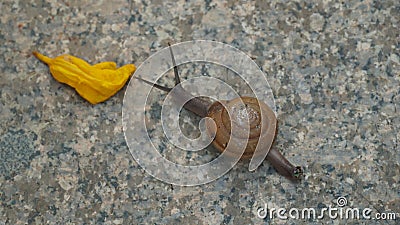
1, 0, 399, 224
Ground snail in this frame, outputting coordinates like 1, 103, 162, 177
135, 44, 303, 180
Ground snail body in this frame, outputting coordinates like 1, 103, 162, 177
136, 44, 303, 180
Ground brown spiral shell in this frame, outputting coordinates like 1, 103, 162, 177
205, 96, 277, 159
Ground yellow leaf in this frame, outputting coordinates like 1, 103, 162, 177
33, 51, 136, 104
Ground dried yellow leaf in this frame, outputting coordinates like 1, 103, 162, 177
33, 51, 136, 104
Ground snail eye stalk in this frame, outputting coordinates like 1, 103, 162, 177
168, 42, 181, 85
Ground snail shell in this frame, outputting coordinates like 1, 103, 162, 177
206, 96, 277, 159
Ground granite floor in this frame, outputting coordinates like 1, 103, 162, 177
1, 0, 399, 224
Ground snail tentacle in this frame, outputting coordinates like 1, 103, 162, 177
134, 76, 172, 92
134, 44, 211, 117
168, 42, 181, 85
